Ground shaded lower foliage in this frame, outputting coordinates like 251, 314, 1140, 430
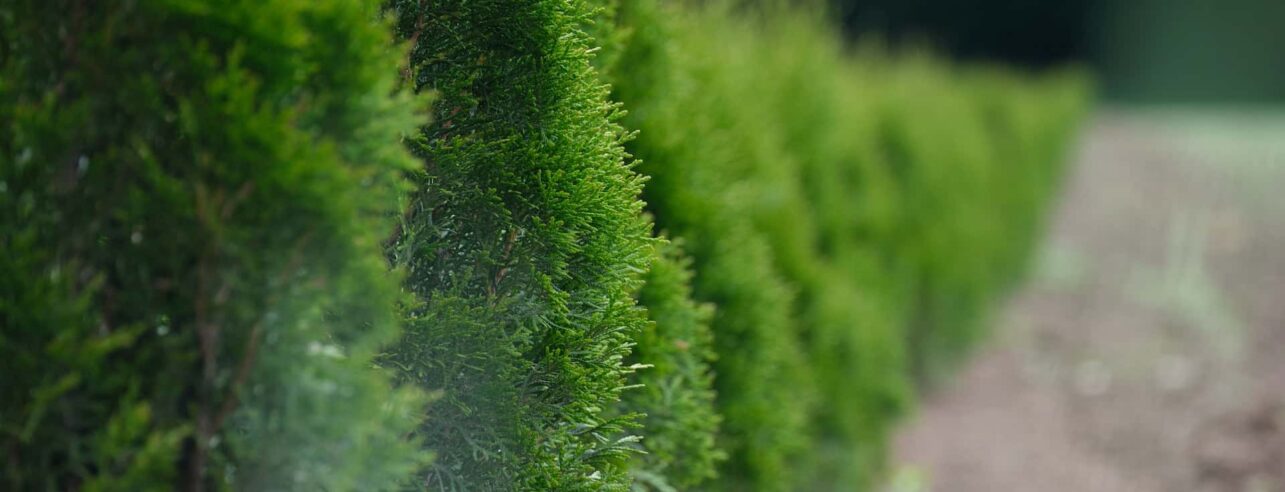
622, 240, 723, 490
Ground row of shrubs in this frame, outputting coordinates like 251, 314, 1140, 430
603, 3, 1087, 489
1, 0, 1086, 490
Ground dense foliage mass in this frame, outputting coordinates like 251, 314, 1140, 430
603, 2, 1087, 489
0, 0, 427, 489
379, 0, 651, 488
620, 241, 723, 489
1, 0, 1085, 490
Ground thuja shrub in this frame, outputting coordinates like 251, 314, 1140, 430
683, 15, 924, 490
872, 58, 1089, 382
606, 0, 817, 489
0, 0, 428, 490
605, 1, 1087, 490
625, 9, 909, 489
744, 26, 914, 489
621, 240, 723, 490
588, 8, 726, 489
380, 0, 652, 488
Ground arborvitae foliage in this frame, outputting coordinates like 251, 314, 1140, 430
726, 20, 916, 489
380, 0, 652, 488
0, 0, 1087, 488
622, 240, 723, 490
872, 59, 1088, 382
606, 0, 817, 489
605, 1, 1087, 490
587, 9, 725, 489
0, 0, 428, 490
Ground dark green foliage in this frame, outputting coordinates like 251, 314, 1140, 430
0, 0, 428, 490
622, 240, 723, 490
380, 0, 652, 488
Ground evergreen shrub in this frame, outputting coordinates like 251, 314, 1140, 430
604, 1, 1088, 489
0, 0, 1087, 490
606, 1, 817, 488
380, 0, 652, 488
0, 0, 428, 489
621, 240, 723, 490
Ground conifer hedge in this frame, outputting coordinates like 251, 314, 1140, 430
1, 0, 427, 489
1, 0, 1086, 490
604, 1, 1087, 489
380, 0, 651, 488
605, 2, 816, 488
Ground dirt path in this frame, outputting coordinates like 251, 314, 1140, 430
891, 110, 1285, 492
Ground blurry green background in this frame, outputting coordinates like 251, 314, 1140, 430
834, 0, 1285, 103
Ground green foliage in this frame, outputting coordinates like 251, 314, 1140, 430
603, 1, 1088, 489
873, 58, 1088, 382
380, 0, 652, 488
0, 0, 1087, 490
0, 0, 428, 489
622, 240, 723, 491
605, 2, 817, 489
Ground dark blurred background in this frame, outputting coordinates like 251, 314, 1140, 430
833, 0, 1285, 103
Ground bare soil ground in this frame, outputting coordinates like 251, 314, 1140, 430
891, 110, 1285, 492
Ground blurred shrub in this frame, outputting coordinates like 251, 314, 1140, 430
603, 1, 1089, 489
885, 61, 1088, 381
379, 0, 653, 488
620, 240, 724, 490
0, 0, 428, 489
605, 1, 817, 488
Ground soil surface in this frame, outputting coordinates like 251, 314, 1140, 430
891, 109, 1285, 492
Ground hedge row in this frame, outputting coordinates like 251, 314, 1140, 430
603, 2, 1086, 489
1, 0, 1086, 490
